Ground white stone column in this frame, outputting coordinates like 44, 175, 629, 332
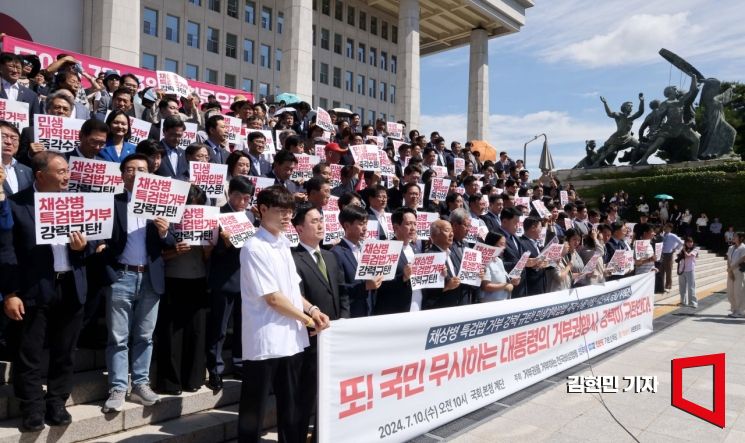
396, 0, 420, 131
467, 28, 489, 142
280, 0, 313, 103
83, 0, 140, 66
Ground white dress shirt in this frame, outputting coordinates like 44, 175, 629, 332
371, 208, 388, 239
403, 244, 423, 311
3, 159, 19, 194
118, 191, 148, 266
2, 78, 20, 101
342, 237, 362, 262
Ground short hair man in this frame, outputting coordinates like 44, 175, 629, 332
245, 131, 271, 176
156, 116, 189, 180
374, 207, 417, 314
204, 114, 231, 164
68, 118, 108, 160
0, 120, 33, 195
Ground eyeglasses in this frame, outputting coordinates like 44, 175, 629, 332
124, 167, 148, 174
1, 133, 19, 141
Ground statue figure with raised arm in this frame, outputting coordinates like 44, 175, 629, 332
698, 78, 737, 159
591, 93, 645, 167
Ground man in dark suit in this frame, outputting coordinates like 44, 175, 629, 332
499, 207, 528, 298
1, 121, 33, 195
291, 202, 350, 441
604, 222, 632, 281
422, 219, 467, 309
366, 184, 391, 240
520, 217, 548, 296
1, 152, 92, 431
204, 114, 231, 164
17, 91, 76, 167
206, 176, 256, 392
100, 153, 175, 412
387, 164, 421, 211
266, 150, 303, 195
374, 207, 416, 315
481, 194, 503, 234
0, 53, 42, 120
156, 116, 189, 181
331, 205, 382, 317
65, 118, 108, 161
245, 131, 271, 177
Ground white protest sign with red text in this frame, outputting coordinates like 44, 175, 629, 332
173, 205, 219, 245
473, 243, 503, 266
457, 248, 483, 287
323, 211, 344, 245
35, 193, 114, 244
128, 117, 153, 145
453, 158, 465, 176
350, 145, 381, 171
217, 212, 256, 248
291, 154, 321, 182
160, 121, 198, 149
429, 178, 451, 202
508, 252, 531, 279
410, 253, 447, 291
315, 107, 335, 132
354, 240, 404, 281
190, 161, 228, 198
0, 98, 29, 131
156, 70, 191, 97
415, 212, 439, 241
386, 122, 403, 139
68, 157, 124, 194
33, 115, 84, 154
223, 115, 244, 145
128, 172, 190, 222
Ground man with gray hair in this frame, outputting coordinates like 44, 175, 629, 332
422, 220, 467, 309
17, 90, 76, 166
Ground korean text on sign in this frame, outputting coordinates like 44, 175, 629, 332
68, 157, 124, 193
0, 98, 29, 131
33, 114, 85, 154
410, 253, 447, 290
35, 192, 114, 244
174, 205, 219, 245
127, 172, 190, 222
457, 248, 483, 287
217, 211, 256, 248
354, 240, 403, 281
350, 144, 381, 171
156, 70, 192, 97
190, 161, 228, 198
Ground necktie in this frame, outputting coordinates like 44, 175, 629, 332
315, 250, 329, 282
379, 213, 388, 238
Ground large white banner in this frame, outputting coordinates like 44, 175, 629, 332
318, 273, 655, 443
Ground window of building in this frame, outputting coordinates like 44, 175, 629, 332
205, 68, 218, 84
244, 1, 255, 24
312, 25, 316, 46
143, 8, 158, 37
208, 0, 220, 13
345, 71, 353, 91
382, 21, 388, 40
277, 12, 284, 33
260, 44, 271, 68
227, 0, 238, 18
320, 28, 329, 50
319, 97, 328, 109
369, 47, 376, 66
357, 43, 365, 63
380, 82, 387, 101
243, 39, 254, 63
321, 0, 330, 15
346, 38, 354, 58
319, 63, 329, 85
334, 0, 343, 20
225, 73, 236, 88
275, 49, 282, 71
185, 63, 198, 80
207, 27, 219, 53
188, 0, 201, 6
226, 33, 237, 58
391, 55, 397, 73
242, 78, 253, 93
312, 62, 315, 81
259, 82, 269, 99
332, 100, 341, 108
187, 21, 199, 48
142, 53, 157, 70
333, 33, 342, 54
359, 11, 366, 30
380, 51, 387, 70
369, 110, 376, 125
165, 15, 179, 42
390, 85, 396, 104
356, 74, 365, 95
261, 7, 272, 30
357, 107, 365, 123
368, 78, 376, 98
347, 5, 355, 26
333, 67, 341, 88
346, 103, 354, 112
381, 113, 387, 122
164, 58, 178, 73
370, 16, 377, 35
392, 25, 398, 44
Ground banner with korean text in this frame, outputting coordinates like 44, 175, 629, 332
35, 193, 115, 244
318, 273, 655, 443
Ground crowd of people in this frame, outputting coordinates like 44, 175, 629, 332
2, 49, 745, 443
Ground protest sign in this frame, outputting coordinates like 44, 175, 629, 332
515, 216, 526, 237
217, 211, 256, 248
391, 140, 406, 153
350, 144, 381, 171
128, 117, 153, 144
531, 199, 551, 219
291, 154, 321, 182
410, 253, 447, 291
190, 161, 228, 198
318, 273, 655, 443
560, 190, 569, 207
354, 240, 404, 281
323, 211, 344, 245
431, 165, 448, 178
156, 70, 191, 97
33, 115, 84, 153
654, 242, 663, 262
128, 172, 190, 222
316, 107, 335, 132
514, 197, 530, 208
329, 164, 343, 188
0, 98, 29, 130
247, 176, 275, 205
366, 136, 385, 150
223, 115, 244, 145
473, 243, 503, 266
160, 121, 198, 149
386, 121, 403, 139
453, 158, 465, 176
465, 224, 488, 245
429, 178, 451, 202
624, 223, 636, 245
607, 250, 635, 275
383, 212, 394, 236
68, 157, 124, 194
538, 226, 548, 248
508, 252, 531, 279
173, 205, 219, 245
323, 195, 340, 213
35, 192, 114, 244
634, 240, 653, 260
315, 144, 327, 162
365, 220, 380, 241
539, 241, 565, 266
415, 212, 439, 242
575, 253, 602, 284
284, 223, 300, 247
457, 248, 483, 287
379, 151, 396, 177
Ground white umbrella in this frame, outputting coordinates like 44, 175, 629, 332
273, 107, 297, 117
330, 108, 353, 115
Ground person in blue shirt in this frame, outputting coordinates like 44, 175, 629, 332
100, 110, 136, 163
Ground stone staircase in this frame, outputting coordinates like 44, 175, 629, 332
654, 248, 728, 305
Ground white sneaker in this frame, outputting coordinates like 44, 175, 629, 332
102, 389, 126, 413
130, 384, 160, 406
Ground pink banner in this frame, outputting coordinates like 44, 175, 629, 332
1, 35, 253, 111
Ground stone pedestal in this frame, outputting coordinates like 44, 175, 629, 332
279, 0, 313, 103
396, 0, 420, 131
467, 28, 489, 142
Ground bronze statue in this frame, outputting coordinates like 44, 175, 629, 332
573, 140, 598, 168
698, 78, 737, 159
590, 93, 645, 167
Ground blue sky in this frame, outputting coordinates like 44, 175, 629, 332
419, 0, 745, 169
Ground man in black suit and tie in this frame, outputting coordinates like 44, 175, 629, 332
65, 118, 108, 161
481, 194, 503, 234
0, 53, 41, 120
366, 185, 392, 240
156, 116, 189, 181
1, 121, 33, 195
422, 220, 466, 309
374, 207, 416, 314
520, 217, 549, 296
331, 205, 382, 317
2, 152, 92, 431
266, 150, 304, 196
206, 176, 256, 392
203, 115, 231, 164
245, 131, 271, 177
291, 202, 350, 441
499, 207, 528, 298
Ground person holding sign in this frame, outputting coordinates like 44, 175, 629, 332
206, 176, 256, 392
238, 185, 330, 443
676, 237, 699, 308
552, 229, 589, 289
498, 207, 528, 298
634, 224, 657, 275
18, 91, 75, 166
66, 118, 108, 162
156, 116, 189, 181
604, 222, 632, 281
422, 220, 468, 309
101, 110, 136, 163
374, 207, 417, 314
100, 154, 176, 413
480, 233, 521, 302
1, 120, 33, 196
520, 217, 549, 296
267, 150, 304, 197
1, 151, 93, 431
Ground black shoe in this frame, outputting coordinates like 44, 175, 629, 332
21, 412, 45, 432
156, 388, 182, 396
207, 374, 223, 391
45, 405, 72, 426
231, 371, 243, 381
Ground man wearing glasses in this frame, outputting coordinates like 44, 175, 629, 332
0, 52, 41, 119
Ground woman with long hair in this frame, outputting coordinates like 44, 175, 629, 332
677, 236, 699, 308
101, 110, 136, 162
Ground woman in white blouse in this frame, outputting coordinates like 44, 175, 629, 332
480, 233, 520, 302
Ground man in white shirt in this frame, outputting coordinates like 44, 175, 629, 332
239, 185, 329, 443
1, 121, 33, 195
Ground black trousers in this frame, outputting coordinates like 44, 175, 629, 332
205, 289, 242, 376
155, 277, 207, 392
239, 353, 304, 443
298, 342, 319, 443
13, 273, 84, 415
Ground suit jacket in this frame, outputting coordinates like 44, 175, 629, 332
520, 235, 547, 296
102, 192, 176, 293
2, 161, 33, 195
2, 187, 90, 306
64, 148, 105, 162
205, 140, 230, 164
331, 239, 371, 317
0, 83, 41, 121
247, 152, 271, 177
292, 245, 350, 320
498, 227, 527, 298
421, 244, 470, 310
17, 126, 35, 167
481, 211, 501, 234
373, 250, 412, 315
207, 203, 255, 294
366, 208, 390, 240
156, 141, 190, 181
266, 170, 302, 194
